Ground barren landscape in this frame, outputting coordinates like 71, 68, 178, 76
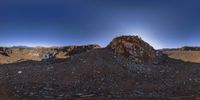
163, 47, 200, 63
1, 36, 200, 100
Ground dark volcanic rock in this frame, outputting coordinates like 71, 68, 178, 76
60, 44, 101, 56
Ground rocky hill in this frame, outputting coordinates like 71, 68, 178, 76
0, 36, 200, 100
107, 35, 157, 64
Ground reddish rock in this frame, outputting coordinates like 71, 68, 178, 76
107, 35, 156, 63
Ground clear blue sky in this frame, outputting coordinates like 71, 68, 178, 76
1, 0, 200, 49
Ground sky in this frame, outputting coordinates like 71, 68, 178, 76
1, 0, 200, 49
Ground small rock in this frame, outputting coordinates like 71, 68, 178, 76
18, 71, 22, 74
75, 93, 83, 96
189, 78, 192, 81
29, 92, 34, 96
160, 70, 165, 73
175, 71, 179, 74
43, 95, 55, 99
80, 94, 95, 98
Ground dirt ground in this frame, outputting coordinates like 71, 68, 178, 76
164, 50, 200, 63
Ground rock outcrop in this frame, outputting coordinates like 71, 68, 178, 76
59, 44, 100, 56
107, 35, 156, 64
0, 47, 11, 56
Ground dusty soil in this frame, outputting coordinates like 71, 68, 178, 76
164, 50, 200, 63
1, 36, 200, 100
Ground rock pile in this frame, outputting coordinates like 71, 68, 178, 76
72, 44, 100, 54
107, 35, 156, 64
60, 44, 101, 56
40, 52, 57, 61
0, 47, 11, 56
35, 44, 100, 61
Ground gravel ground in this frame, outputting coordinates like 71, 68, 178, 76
0, 48, 200, 100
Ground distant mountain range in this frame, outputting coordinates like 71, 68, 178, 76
10, 46, 32, 48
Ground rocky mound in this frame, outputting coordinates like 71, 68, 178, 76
107, 35, 156, 64
58, 44, 100, 56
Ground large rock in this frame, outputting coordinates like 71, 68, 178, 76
107, 35, 156, 63
0, 47, 11, 56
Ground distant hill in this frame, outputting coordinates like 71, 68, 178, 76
10, 46, 32, 48
161, 46, 200, 51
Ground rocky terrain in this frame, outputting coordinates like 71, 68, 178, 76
107, 36, 156, 64
0, 44, 100, 64
1, 35, 200, 100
